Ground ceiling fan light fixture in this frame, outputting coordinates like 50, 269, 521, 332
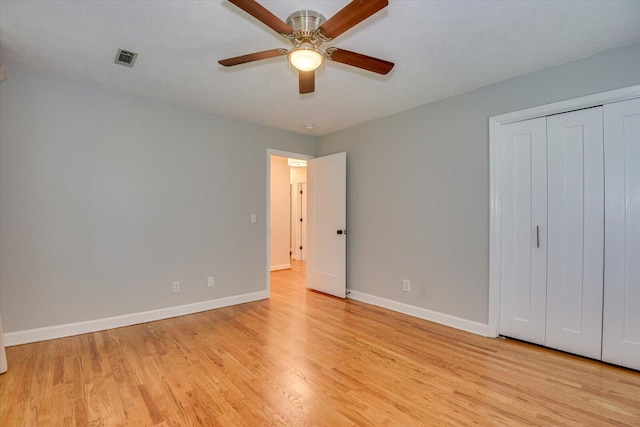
219, 0, 394, 93
289, 43, 324, 71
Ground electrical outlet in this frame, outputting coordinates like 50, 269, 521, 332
173, 281, 180, 292
207, 276, 215, 287
250, 214, 256, 223
403, 279, 411, 292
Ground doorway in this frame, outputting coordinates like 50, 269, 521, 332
266, 149, 313, 296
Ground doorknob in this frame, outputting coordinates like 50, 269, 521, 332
337, 229, 347, 235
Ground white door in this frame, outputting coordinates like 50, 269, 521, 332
299, 182, 307, 261
546, 107, 604, 360
499, 117, 548, 345
307, 152, 346, 298
602, 98, 640, 370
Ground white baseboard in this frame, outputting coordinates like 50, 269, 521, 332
4, 290, 269, 347
270, 264, 291, 271
347, 290, 490, 337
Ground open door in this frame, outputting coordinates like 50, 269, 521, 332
307, 152, 347, 298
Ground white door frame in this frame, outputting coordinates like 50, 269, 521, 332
266, 149, 314, 296
488, 83, 640, 338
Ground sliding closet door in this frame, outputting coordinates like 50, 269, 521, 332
499, 117, 547, 345
602, 98, 640, 370
546, 107, 604, 360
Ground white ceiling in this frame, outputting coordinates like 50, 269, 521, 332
1, 1, 640, 136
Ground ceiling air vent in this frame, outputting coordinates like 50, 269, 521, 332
114, 49, 138, 68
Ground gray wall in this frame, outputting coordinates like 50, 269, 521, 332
317, 42, 640, 324
3, 42, 640, 334
0, 68, 316, 332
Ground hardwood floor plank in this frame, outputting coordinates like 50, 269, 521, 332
1, 260, 639, 425
138, 384, 163, 424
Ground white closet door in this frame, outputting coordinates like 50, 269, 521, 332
602, 98, 640, 370
499, 117, 548, 345
546, 107, 604, 360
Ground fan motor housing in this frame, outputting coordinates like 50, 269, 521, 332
286, 10, 326, 33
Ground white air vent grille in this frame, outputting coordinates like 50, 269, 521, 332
115, 49, 138, 67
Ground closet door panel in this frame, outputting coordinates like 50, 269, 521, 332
603, 98, 640, 370
499, 118, 547, 345
546, 107, 604, 360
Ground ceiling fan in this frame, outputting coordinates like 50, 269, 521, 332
218, 0, 394, 94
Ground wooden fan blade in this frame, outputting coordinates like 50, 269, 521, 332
328, 48, 394, 75
228, 0, 293, 35
299, 70, 315, 94
219, 49, 287, 67
318, 0, 388, 40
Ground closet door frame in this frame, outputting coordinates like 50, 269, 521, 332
488, 83, 640, 338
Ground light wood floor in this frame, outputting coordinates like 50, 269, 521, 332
1, 261, 639, 426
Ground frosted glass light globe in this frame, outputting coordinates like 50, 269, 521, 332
289, 45, 324, 71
